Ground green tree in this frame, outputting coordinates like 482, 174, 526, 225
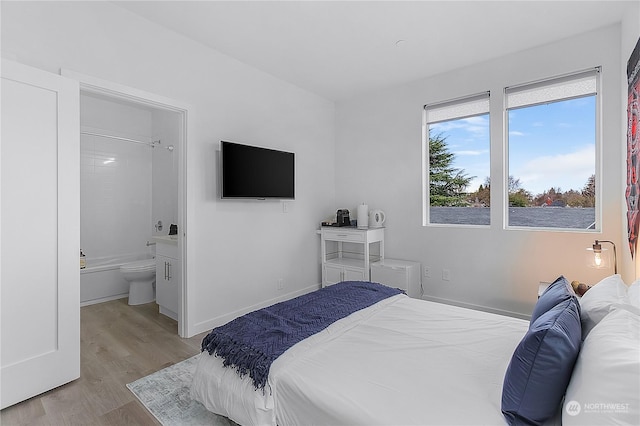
582, 174, 595, 207
472, 176, 530, 207
429, 134, 473, 206
509, 189, 532, 207
507, 176, 532, 206
474, 183, 491, 206
565, 189, 586, 207
508, 176, 522, 194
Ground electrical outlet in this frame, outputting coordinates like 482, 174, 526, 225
442, 269, 451, 281
277, 278, 284, 290
423, 266, 431, 278
282, 201, 289, 213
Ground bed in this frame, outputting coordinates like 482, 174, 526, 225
190, 278, 640, 426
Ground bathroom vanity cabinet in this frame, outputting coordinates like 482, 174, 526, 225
154, 236, 180, 321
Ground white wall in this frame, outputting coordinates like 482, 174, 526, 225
1, 1, 335, 336
335, 25, 628, 318
4, 1, 634, 329
152, 108, 180, 238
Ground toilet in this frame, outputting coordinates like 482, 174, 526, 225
120, 259, 156, 305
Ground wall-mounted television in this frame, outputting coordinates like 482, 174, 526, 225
221, 141, 295, 200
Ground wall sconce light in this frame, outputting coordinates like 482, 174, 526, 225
586, 240, 617, 274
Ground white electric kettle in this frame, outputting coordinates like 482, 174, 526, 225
369, 210, 386, 228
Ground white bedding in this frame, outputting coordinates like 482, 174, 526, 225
191, 294, 529, 425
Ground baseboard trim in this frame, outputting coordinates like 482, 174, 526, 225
80, 293, 128, 307
191, 284, 321, 336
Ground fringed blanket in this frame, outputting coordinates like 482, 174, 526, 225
201, 281, 403, 390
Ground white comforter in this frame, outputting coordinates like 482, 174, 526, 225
191, 295, 529, 425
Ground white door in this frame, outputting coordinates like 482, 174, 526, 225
1, 60, 80, 409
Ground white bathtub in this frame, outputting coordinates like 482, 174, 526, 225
80, 254, 154, 306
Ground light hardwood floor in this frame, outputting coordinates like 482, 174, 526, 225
1, 298, 209, 425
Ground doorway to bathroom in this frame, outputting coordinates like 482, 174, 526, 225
65, 70, 189, 337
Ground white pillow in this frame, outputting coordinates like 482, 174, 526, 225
629, 280, 639, 309
578, 274, 628, 339
563, 308, 640, 425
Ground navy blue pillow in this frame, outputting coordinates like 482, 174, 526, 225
531, 275, 575, 324
502, 297, 582, 426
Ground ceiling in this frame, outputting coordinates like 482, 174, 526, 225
114, 1, 635, 101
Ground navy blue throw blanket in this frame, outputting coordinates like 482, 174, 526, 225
201, 281, 403, 390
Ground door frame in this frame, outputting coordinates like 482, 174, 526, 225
62, 69, 192, 337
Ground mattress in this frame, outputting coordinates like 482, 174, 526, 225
191, 294, 529, 425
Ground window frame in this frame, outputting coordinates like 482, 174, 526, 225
422, 91, 491, 227
503, 67, 602, 232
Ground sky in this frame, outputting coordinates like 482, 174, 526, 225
429, 96, 596, 197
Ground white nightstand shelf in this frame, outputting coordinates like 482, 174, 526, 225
320, 227, 384, 287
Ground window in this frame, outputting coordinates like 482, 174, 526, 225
505, 68, 600, 230
423, 92, 490, 226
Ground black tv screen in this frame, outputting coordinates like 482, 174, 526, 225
221, 141, 295, 199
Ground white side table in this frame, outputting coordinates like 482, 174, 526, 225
320, 227, 384, 287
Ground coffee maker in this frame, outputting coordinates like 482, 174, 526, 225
336, 209, 351, 227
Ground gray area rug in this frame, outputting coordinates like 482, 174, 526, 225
127, 355, 237, 426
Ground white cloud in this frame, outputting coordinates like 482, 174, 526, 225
514, 145, 594, 195
454, 149, 488, 156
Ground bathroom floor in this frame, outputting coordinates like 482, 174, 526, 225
0, 298, 208, 425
